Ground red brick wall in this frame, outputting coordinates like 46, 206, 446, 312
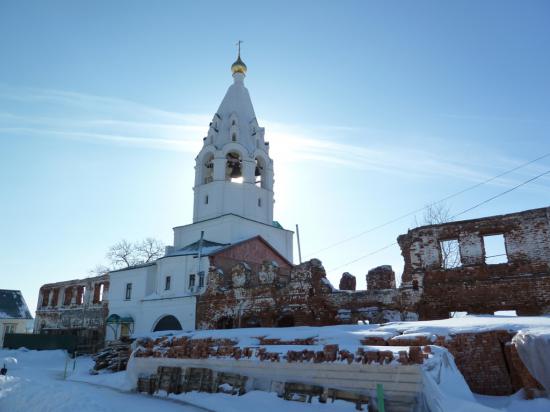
211, 237, 291, 269
397, 207, 550, 319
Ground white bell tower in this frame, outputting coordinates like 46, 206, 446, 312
193, 48, 274, 225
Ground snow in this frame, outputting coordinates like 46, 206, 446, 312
0, 348, 203, 412
3, 316, 550, 411
513, 328, 550, 392
133, 315, 550, 349
377, 315, 550, 339
0, 348, 357, 412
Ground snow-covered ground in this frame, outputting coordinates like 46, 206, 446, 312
1, 315, 550, 412
0, 348, 357, 412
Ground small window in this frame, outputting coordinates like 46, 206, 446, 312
99, 284, 104, 302
80, 286, 86, 304
165, 276, 171, 290
483, 234, 508, 264
440, 239, 461, 269
188, 274, 196, 289
198, 271, 205, 288
125, 283, 132, 300
257, 198, 262, 207
232, 133, 236, 142
412, 279, 419, 291
205, 195, 209, 205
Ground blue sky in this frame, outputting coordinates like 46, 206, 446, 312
1, 1, 549, 314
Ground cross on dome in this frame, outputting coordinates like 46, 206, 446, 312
231, 40, 247, 75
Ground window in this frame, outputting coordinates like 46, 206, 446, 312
41, 289, 50, 307
257, 198, 262, 207
198, 271, 205, 288
165, 276, 171, 291
232, 133, 236, 142
439, 239, 461, 269
205, 195, 209, 205
483, 234, 508, 264
125, 283, 132, 300
80, 286, 86, 305
3, 324, 16, 335
188, 274, 196, 289
99, 284, 104, 302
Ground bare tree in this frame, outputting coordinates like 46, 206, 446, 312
135, 237, 164, 263
88, 264, 110, 277
107, 239, 137, 269
105, 238, 165, 270
414, 202, 460, 269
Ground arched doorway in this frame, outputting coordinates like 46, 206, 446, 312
153, 315, 183, 332
216, 316, 234, 329
276, 314, 295, 327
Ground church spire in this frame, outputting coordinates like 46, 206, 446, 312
231, 40, 247, 75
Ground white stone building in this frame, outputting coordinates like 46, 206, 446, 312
107, 52, 294, 339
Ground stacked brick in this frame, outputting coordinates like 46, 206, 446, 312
135, 335, 431, 366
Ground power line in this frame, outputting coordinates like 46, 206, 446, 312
450, 168, 550, 219
305, 152, 550, 258
327, 167, 550, 274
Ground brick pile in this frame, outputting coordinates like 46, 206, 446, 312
135, 336, 430, 366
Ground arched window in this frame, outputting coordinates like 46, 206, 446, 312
202, 153, 214, 184
255, 156, 266, 188
226, 152, 243, 183
153, 315, 182, 332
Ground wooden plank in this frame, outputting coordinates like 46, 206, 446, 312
132, 357, 424, 399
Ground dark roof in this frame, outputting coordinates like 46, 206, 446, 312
0, 289, 33, 320
109, 261, 156, 273
172, 213, 294, 234
166, 236, 292, 267
167, 239, 229, 257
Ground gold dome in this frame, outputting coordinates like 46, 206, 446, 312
231, 55, 247, 74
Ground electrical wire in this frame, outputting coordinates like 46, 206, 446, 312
305, 152, 550, 259
326, 167, 550, 273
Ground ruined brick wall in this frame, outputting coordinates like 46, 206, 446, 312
338, 272, 356, 291
367, 265, 396, 290
34, 274, 110, 352
397, 207, 550, 319
196, 258, 415, 330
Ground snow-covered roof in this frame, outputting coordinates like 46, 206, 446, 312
0, 289, 33, 320
216, 74, 257, 131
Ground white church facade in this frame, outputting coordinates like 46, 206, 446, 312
107, 52, 294, 339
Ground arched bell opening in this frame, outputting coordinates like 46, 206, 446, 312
226, 151, 243, 183
255, 156, 267, 188
202, 153, 214, 184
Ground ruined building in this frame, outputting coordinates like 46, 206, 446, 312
197, 206, 550, 329
398, 206, 550, 319
34, 274, 109, 352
